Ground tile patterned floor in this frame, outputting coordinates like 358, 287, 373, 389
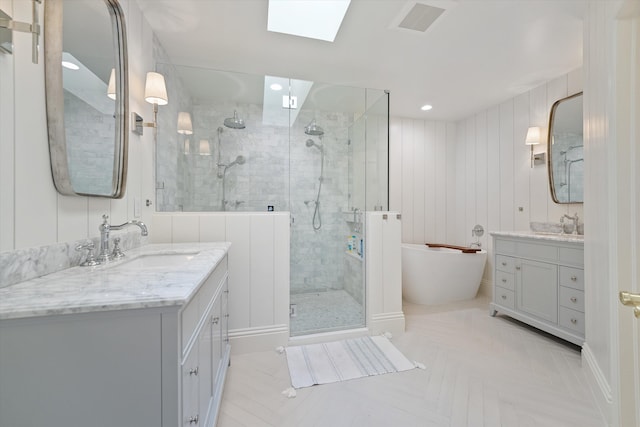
217, 297, 605, 427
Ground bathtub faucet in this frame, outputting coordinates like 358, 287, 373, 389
98, 214, 148, 262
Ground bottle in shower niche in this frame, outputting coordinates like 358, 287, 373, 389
351, 235, 357, 254
347, 235, 353, 252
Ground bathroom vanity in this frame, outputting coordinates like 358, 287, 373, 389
0, 243, 230, 427
490, 232, 584, 346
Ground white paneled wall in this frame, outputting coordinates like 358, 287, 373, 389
151, 212, 291, 354
0, 0, 155, 252
391, 69, 583, 295
366, 212, 405, 337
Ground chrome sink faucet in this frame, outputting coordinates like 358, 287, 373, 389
98, 214, 148, 262
560, 213, 579, 235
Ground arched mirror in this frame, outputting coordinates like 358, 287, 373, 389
548, 92, 583, 204
44, 0, 129, 198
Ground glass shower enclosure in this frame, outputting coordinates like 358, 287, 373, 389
154, 63, 389, 337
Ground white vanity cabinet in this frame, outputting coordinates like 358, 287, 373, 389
490, 234, 584, 346
178, 260, 230, 427
0, 250, 230, 427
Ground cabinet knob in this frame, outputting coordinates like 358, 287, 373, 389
189, 415, 199, 424
212, 316, 220, 325
515, 266, 521, 270
501, 295, 507, 300
189, 367, 199, 376
571, 276, 578, 282
570, 297, 578, 303
501, 262, 507, 266
571, 318, 578, 324
501, 278, 507, 283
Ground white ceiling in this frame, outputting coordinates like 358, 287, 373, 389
135, 0, 584, 121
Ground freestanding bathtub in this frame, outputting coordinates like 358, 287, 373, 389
402, 243, 487, 305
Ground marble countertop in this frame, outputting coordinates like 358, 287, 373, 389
490, 231, 584, 244
0, 242, 230, 321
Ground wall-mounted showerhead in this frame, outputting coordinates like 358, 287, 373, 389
306, 139, 323, 152
224, 110, 245, 129
304, 119, 324, 136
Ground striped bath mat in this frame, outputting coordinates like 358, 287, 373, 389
285, 336, 417, 389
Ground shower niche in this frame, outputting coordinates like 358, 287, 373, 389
154, 64, 389, 336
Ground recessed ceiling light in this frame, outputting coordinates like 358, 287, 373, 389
270, 83, 283, 91
61, 61, 79, 70
267, 0, 351, 42
421, 104, 433, 111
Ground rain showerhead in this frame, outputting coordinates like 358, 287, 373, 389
304, 119, 324, 136
224, 110, 245, 129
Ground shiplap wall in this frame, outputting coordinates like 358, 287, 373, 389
390, 69, 584, 293
151, 212, 291, 353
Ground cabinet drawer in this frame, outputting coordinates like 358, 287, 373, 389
496, 255, 515, 274
182, 256, 228, 352
559, 306, 585, 336
495, 270, 515, 291
559, 266, 584, 290
494, 286, 515, 309
198, 257, 228, 317
559, 286, 584, 313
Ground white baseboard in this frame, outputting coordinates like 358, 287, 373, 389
582, 343, 613, 426
229, 325, 289, 355
370, 312, 405, 337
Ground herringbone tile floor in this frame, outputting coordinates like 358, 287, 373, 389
217, 297, 605, 427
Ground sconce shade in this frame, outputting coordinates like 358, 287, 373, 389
177, 112, 193, 135
144, 72, 168, 106
107, 68, 116, 100
199, 139, 211, 156
525, 126, 541, 145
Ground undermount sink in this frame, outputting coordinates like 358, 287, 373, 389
112, 253, 198, 270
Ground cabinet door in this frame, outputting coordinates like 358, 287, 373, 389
182, 345, 199, 426
516, 259, 558, 323
221, 278, 229, 358
211, 292, 223, 382
198, 308, 214, 426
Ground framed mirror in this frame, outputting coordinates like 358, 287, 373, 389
548, 92, 583, 204
44, 0, 129, 198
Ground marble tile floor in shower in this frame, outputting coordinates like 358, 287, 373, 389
289, 289, 364, 336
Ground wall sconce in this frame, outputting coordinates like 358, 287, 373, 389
133, 71, 168, 135
0, 0, 42, 64
199, 139, 211, 156
177, 112, 193, 135
107, 68, 116, 100
525, 126, 546, 167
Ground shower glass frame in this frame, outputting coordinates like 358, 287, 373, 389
153, 64, 389, 336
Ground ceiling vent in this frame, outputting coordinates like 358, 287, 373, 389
397, 3, 445, 32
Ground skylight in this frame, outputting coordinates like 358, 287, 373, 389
267, 0, 351, 42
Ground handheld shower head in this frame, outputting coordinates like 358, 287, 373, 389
227, 155, 246, 168
306, 139, 323, 152
304, 119, 324, 136
224, 110, 245, 129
